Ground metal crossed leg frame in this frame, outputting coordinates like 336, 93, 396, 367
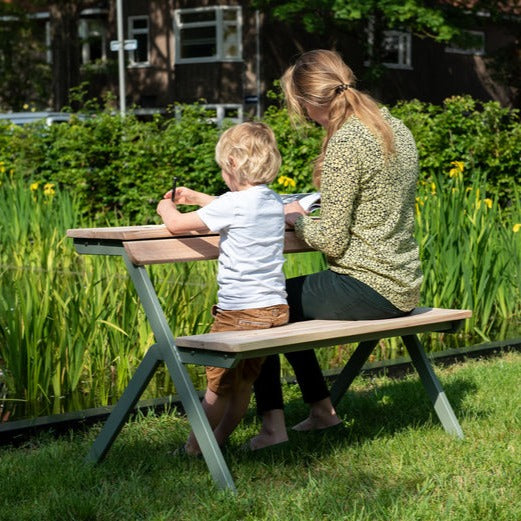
84, 250, 236, 492
84, 248, 463, 493
329, 338, 464, 438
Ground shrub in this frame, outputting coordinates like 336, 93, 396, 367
1, 94, 520, 222
390, 95, 521, 205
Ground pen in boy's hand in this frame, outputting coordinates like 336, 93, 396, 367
171, 177, 178, 204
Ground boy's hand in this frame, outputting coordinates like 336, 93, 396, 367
157, 198, 177, 219
164, 186, 217, 207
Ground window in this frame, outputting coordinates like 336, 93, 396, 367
175, 104, 243, 127
366, 20, 412, 70
173, 6, 242, 63
79, 18, 107, 64
445, 31, 485, 56
30, 12, 51, 64
380, 30, 412, 69
128, 16, 149, 65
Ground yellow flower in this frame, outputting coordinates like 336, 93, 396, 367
513, 224, 521, 233
0, 165, 4, 174
430, 182, 436, 195
449, 161, 464, 178
23, 103, 29, 110
277, 175, 296, 189
43, 182, 55, 196
30, 181, 40, 191
484, 198, 492, 209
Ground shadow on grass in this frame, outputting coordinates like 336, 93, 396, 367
87, 373, 479, 484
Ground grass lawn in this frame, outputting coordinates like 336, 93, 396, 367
1, 351, 520, 521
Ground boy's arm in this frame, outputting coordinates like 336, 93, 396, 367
157, 199, 210, 235
169, 186, 217, 207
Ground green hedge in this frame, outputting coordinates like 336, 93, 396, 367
0, 95, 519, 222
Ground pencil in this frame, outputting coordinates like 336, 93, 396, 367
172, 176, 178, 205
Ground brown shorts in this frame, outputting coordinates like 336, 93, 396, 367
206, 304, 289, 396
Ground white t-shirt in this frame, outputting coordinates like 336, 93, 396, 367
197, 184, 287, 310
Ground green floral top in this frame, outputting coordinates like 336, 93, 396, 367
294, 108, 423, 311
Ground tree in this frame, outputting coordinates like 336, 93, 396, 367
253, 0, 518, 92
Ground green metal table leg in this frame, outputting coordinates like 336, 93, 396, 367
402, 334, 464, 438
123, 255, 236, 492
330, 340, 378, 407
86, 344, 162, 464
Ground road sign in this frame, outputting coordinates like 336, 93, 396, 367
110, 39, 138, 52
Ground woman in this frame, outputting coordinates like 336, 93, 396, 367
250, 49, 423, 450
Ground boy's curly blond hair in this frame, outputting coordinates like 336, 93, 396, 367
215, 122, 281, 185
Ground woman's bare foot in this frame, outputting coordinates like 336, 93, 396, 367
248, 409, 288, 450
292, 398, 341, 431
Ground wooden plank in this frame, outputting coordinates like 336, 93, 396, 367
124, 230, 312, 265
66, 225, 206, 241
175, 307, 472, 353
125, 235, 221, 264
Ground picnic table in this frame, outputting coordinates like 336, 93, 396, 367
67, 224, 471, 492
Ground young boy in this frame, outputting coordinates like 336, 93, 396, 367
156, 122, 289, 455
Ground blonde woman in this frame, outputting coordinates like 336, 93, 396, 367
251, 50, 423, 450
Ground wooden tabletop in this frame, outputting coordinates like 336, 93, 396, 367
67, 225, 313, 264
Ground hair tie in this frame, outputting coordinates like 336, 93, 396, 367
335, 83, 352, 94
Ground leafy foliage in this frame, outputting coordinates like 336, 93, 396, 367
390, 96, 521, 204
0, 4, 51, 110
0, 95, 520, 222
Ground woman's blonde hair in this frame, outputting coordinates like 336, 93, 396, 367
281, 49, 395, 186
215, 121, 281, 185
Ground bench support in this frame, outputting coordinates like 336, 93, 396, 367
402, 335, 464, 438
330, 335, 464, 439
330, 340, 378, 406
86, 253, 236, 492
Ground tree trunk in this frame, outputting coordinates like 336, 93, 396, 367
50, 2, 81, 110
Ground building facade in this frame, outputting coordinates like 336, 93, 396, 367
2, 1, 520, 118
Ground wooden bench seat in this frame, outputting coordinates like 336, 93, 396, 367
176, 307, 471, 359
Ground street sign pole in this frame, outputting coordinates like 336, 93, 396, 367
116, 0, 126, 116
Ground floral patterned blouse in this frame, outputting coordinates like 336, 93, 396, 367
294, 108, 423, 311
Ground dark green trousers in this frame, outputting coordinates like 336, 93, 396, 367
254, 270, 408, 413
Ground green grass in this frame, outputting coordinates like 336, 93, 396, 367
1, 351, 520, 521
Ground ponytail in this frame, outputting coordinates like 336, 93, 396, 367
281, 50, 395, 187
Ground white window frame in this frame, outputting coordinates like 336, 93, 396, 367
445, 30, 485, 56
366, 19, 412, 70
175, 103, 243, 127
3, 12, 52, 64
173, 6, 242, 64
78, 17, 107, 64
29, 12, 52, 64
381, 30, 412, 69
128, 15, 150, 67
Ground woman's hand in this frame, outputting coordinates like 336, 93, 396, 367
284, 201, 307, 228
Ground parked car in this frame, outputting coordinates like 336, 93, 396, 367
0, 111, 85, 126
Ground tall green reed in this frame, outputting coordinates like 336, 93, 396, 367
0, 178, 218, 417
415, 161, 521, 341
1, 167, 520, 419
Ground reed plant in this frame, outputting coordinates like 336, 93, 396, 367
1, 166, 520, 419
0, 178, 217, 417
415, 161, 521, 343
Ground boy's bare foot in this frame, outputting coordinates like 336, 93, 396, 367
248, 430, 289, 450
248, 408, 288, 450
291, 397, 342, 431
